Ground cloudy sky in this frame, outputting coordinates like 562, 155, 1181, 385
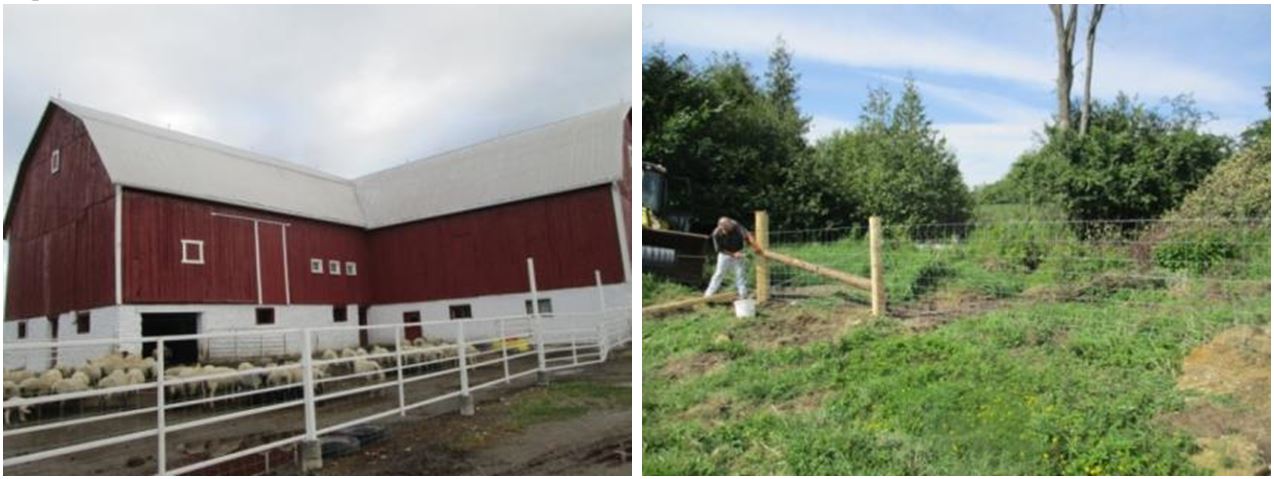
644, 4, 1271, 186
3, 4, 631, 198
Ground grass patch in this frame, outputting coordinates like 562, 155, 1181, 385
645, 212, 1270, 475
510, 379, 629, 428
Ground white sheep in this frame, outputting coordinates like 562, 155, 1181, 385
4, 370, 34, 387
351, 358, 385, 396
237, 362, 262, 390
369, 345, 392, 366
78, 364, 103, 384
96, 370, 130, 408
199, 366, 239, 407
3, 384, 29, 426
18, 375, 54, 397
51, 373, 92, 415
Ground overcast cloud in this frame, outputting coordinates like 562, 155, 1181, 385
3, 4, 632, 200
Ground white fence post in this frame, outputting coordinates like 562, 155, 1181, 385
156, 338, 167, 475
457, 321, 474, 416
300, 329, 321, 471
394, 327, 406, 417
499, 318, 510, 384
528, 258, 548, 386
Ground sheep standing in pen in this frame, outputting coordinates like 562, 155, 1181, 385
351, 359, 386, 396
96, 370, 130, 408
51, 372, 92, 415
369, 346, 392, 367
3, 381, 29, 426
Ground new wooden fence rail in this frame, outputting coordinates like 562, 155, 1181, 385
754, 212, 886, 316
643, 292, 736, 317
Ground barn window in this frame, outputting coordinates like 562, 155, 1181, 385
328, 260, 341, 275
50, 149, 61, 174
332, 305, 348, 323
310, 258, 324, 274
344, 261, 357, 276
17, 321, 27, 339
76, 312, 91, 334
524, 298, 554, 317
180, 239, 205, 265
255, 307, 275, 325
448, 304, 472, 320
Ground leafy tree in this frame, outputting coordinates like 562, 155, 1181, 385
807, 79, 973, 227
987, 94, 1231, 222
641, 41, 811, 231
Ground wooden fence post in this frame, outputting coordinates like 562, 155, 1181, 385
754, 210, 769, 304
869, 216, 885, 316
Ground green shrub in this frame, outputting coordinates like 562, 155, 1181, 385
1153, 231, 1239, 273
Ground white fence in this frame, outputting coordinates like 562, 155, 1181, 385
2, 266, 631, 475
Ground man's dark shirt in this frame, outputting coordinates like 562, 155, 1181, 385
712, 224, 749, 254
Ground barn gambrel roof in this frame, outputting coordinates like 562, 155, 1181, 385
354, 104, 629, 228
6, 98, 628, 230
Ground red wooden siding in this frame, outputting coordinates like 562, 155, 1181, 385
257, 224, 286, 304
122, 190, 369, 305
366, 185, 625, 304
5, 105, 115, 320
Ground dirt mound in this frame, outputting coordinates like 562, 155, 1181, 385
1164, 325, 1270, 475
737, 304, 868, 349
660, 352, 728, 381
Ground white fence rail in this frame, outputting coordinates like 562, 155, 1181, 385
3, 263, 631, 475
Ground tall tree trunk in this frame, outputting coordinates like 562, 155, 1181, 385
1079, 5, 1105, 136
1050, 4, 1079, 132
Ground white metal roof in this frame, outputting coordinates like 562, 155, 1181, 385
354, 104, 629, 228
49, 99, 628, 229
53, 98, 366, 226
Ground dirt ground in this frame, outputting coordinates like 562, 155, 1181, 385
1162, 325, 1270, 475
314, 349, 631, 475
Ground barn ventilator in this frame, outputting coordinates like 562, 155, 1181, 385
643, 211, 886, 317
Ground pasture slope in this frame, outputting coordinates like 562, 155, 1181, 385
642, 206, 1270, 475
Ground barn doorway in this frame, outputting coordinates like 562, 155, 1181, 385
141, 313, 200, 365
403, 311, 422, 342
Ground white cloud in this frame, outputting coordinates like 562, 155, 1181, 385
938, 122, 1041, 186
4, 5, 631, 188
645, 6, 1255, 107
646, 7, 1053, 87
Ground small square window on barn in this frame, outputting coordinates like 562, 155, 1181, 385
76, 312, 91, 334
255, 307, 275, 325
332, 305, 348, 323
344, 261, 357, 276
180, 239, 204, 265
51, 149, 61, 174
328, 260, 341, 276
524, 298, 553, 317
17, 321, 27, 339
310, 258, 324, 274
449, 304, 472, 320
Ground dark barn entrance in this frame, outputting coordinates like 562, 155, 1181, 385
141, 313, 200, 364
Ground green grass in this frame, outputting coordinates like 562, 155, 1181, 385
643, 209, 1270, 475
644, 294, 1268, 475
511, 379, 629, 428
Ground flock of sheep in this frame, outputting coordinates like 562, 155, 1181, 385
3, 336, 489, 426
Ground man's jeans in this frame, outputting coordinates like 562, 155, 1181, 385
705, 252, 747, 298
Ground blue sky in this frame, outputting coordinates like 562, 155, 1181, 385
643, 4, 1271, 186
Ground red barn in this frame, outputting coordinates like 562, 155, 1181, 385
3, 99, 630, 366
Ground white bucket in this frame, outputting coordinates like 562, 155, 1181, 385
733, 299, 756, 318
